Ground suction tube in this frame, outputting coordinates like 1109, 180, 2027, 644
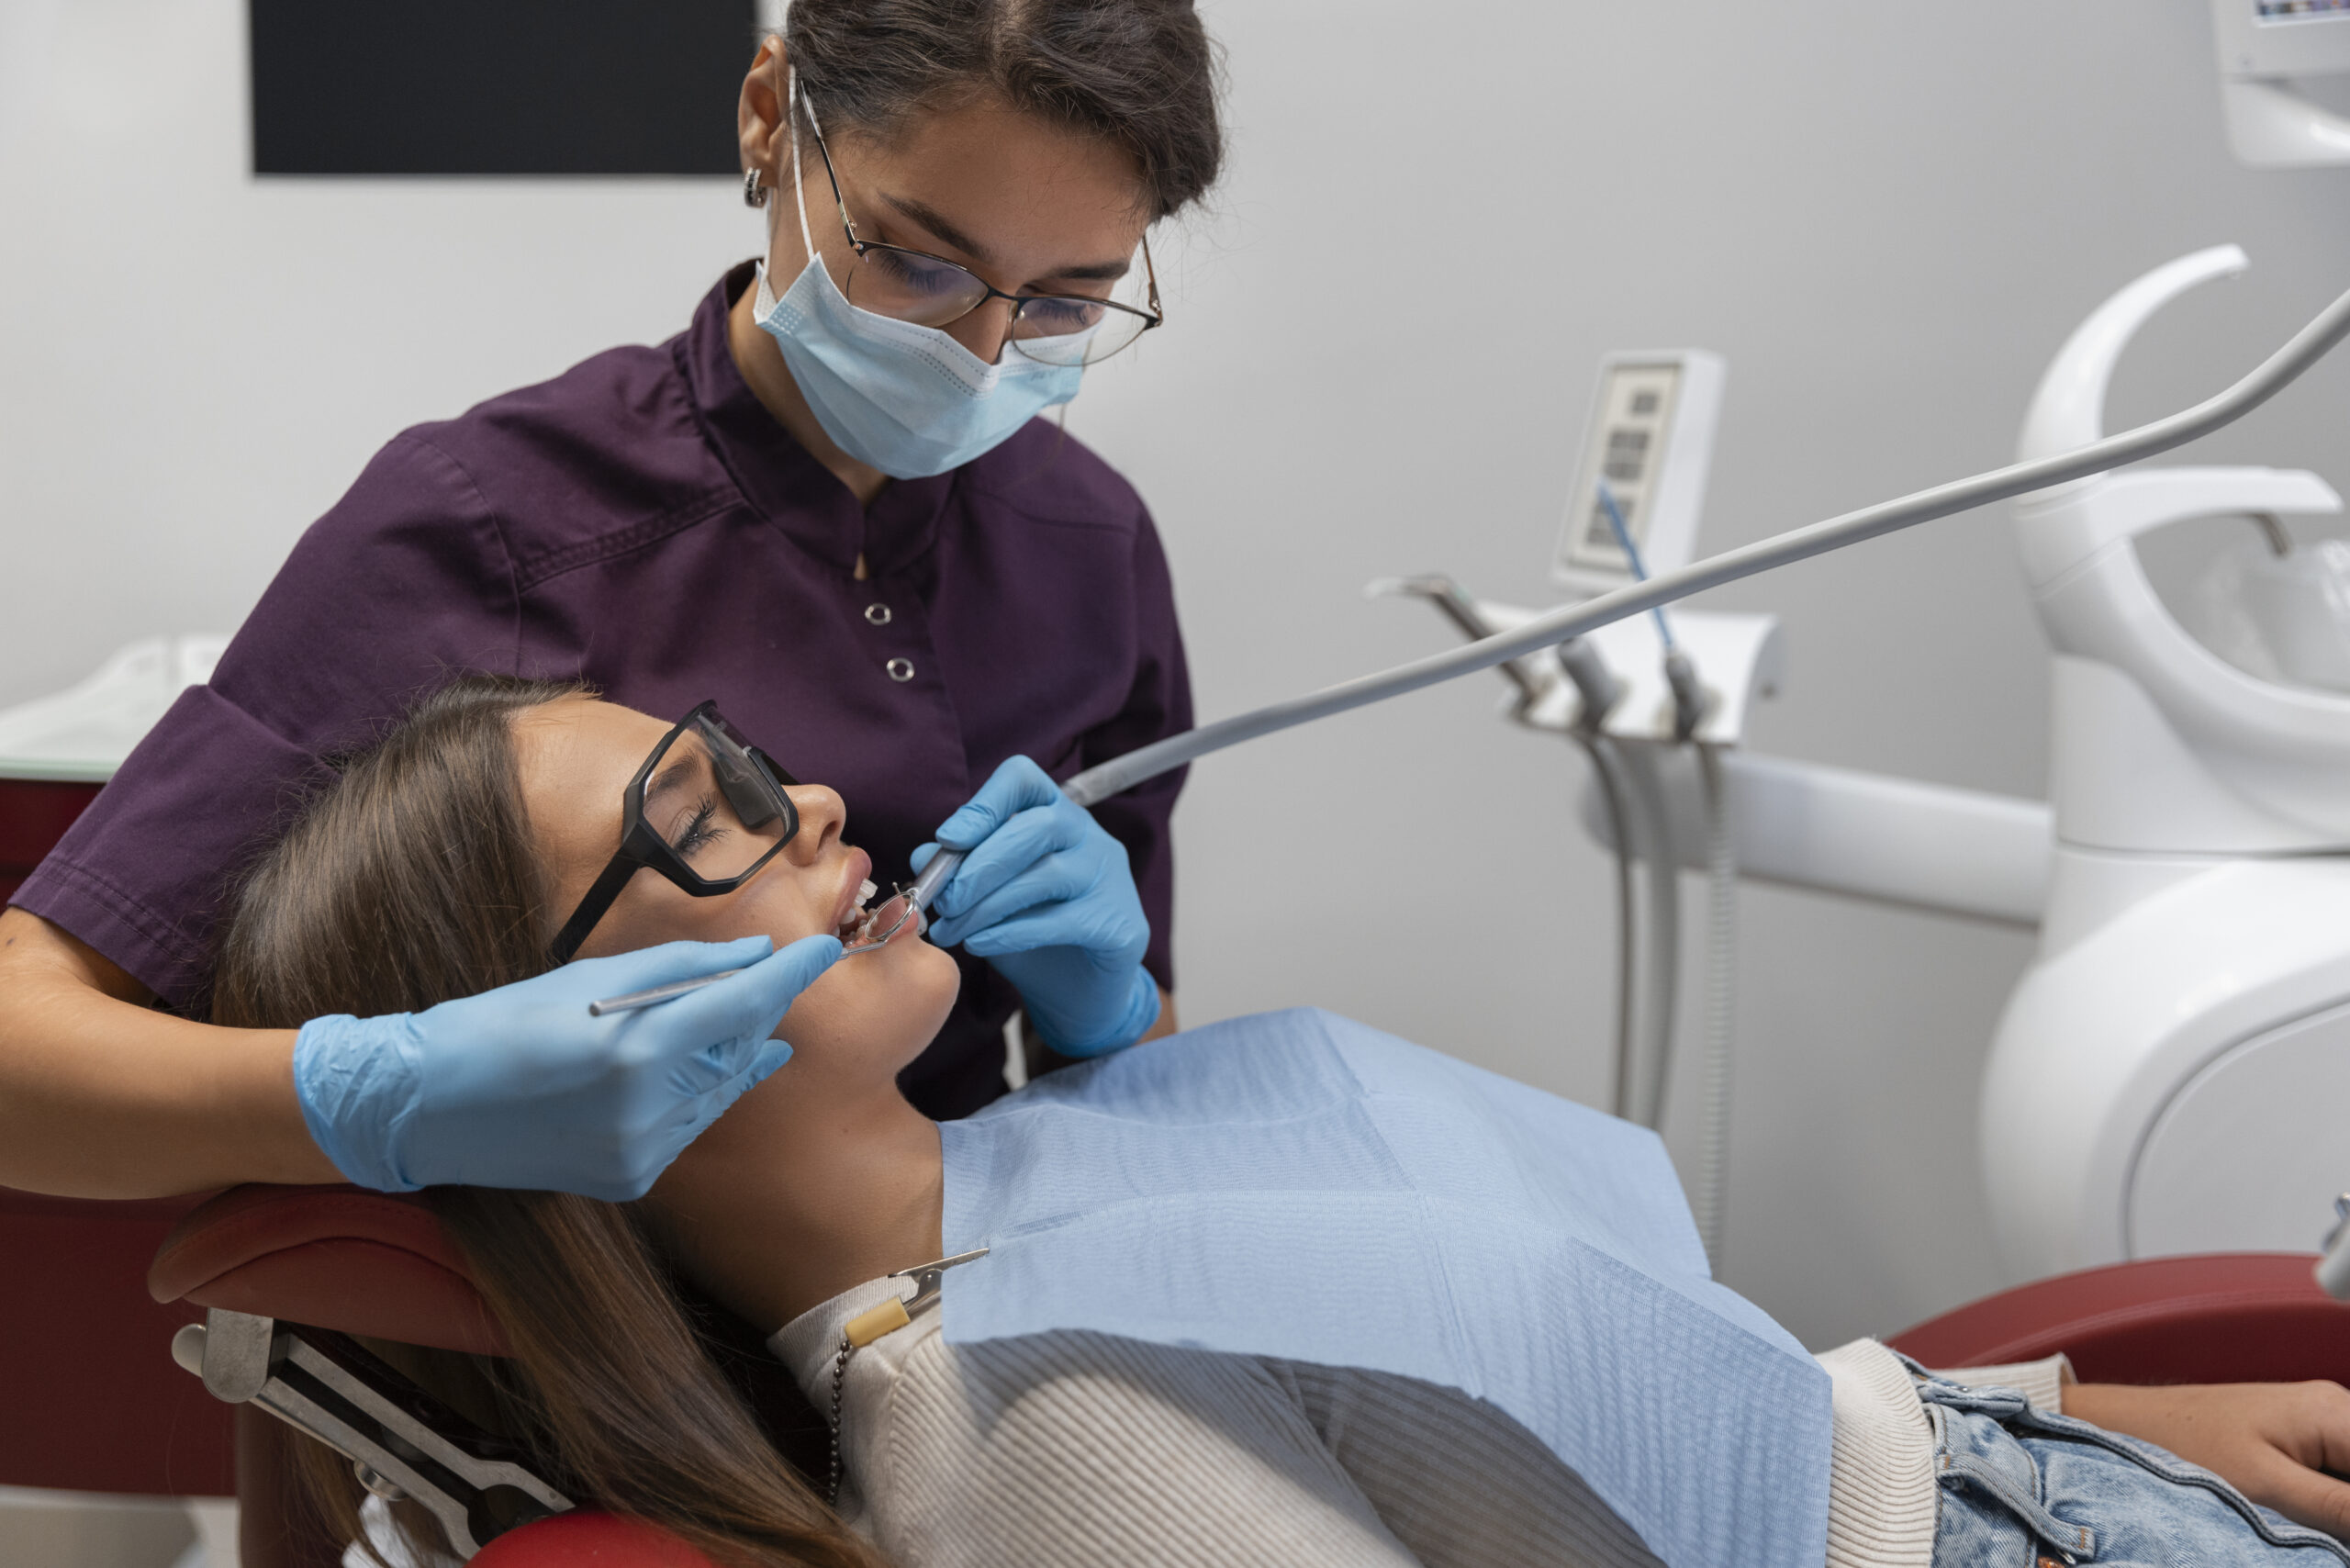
1056, 271, 2350, 813
1691, 745, 1738, 1270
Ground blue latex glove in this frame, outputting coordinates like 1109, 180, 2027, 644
293, 935, 840, 1200
915, 756, 1161, 1058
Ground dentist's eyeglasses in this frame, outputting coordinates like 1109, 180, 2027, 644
800, 96, 1163, 367
548, 702, 800, 965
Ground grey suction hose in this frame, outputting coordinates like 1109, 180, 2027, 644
1579, 735, 1641, 1123
1691, 745, 1737, 1268
1550, 639, 1641, 1121
1617, 744, 1681, 1132
1054, 277, 2350, 814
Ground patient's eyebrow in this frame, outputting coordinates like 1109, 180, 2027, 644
878, 191, 1132, 287
643, 754, 704, 810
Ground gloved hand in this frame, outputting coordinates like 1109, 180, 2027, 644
293, 934, 840, 1200
916, 756, 1160, 1058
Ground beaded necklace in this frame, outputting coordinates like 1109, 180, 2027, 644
822, 1248, 989, 1505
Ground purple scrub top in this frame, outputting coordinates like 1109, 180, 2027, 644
11, 263, 1191, 1119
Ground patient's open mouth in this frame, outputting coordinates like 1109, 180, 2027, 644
838, 880, 917, 952
839, 879, 882, 943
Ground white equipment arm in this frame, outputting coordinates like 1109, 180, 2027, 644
1575, 750, 2053, 929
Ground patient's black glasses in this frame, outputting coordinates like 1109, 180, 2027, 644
800, 95, 1162, 367
548, 702, 801, 965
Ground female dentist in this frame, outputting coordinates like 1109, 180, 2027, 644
0, 0, 1216, 1202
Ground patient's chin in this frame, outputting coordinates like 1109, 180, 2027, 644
892, 938, 962, 1028
781, 933, 960, 1069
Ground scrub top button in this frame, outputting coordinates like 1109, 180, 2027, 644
865, 603, 892, 626
886, 657, 916, 683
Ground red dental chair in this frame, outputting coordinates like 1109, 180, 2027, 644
1888, 1250, 2350, 1385
125, 1181, 2350, 1566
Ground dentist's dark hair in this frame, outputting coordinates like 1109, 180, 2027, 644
212, 674, 881, 1568
781, 0, 1223, 220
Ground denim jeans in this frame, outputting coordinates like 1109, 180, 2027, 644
1916, 1368, 2350, 1566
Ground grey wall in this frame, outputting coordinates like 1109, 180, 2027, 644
6, 0, 2350, 1349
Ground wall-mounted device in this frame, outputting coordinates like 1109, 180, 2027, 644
249, 0, 755, 174
2209, 0, 2350, 166
1553, 351, 1727, 599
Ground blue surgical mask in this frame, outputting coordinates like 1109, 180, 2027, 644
751, 76, 1086, 479
753, 256, 1083, 480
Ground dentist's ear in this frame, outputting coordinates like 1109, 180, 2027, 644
735, 35, 793, 206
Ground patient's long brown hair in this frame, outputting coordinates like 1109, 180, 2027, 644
211, 676, 884, 1568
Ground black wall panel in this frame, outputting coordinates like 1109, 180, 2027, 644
251, 1, 759, 175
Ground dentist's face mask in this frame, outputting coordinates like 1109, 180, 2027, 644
751, 79, 1147, 479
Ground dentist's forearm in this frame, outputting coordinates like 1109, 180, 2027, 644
0, 908, 339, 1197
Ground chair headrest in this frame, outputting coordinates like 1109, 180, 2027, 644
149, 1183, 509, 1357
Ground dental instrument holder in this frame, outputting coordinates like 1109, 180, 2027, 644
171, 1307, 571, 1560
1472, 603, 1781, 748
1364, 575, 1576, 717
1593, 476, 1710, 741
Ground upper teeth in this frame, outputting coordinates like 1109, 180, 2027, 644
843, 879, 883, 942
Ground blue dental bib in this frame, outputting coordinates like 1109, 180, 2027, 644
938, 1008, 1830, 1568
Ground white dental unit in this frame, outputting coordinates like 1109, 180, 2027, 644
2211, 0, 2350, 167
1989, 246, 2350, 1279
1399, 232, 2350, 1288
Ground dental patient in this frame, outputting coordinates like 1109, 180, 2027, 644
215, 677, 2350, 1568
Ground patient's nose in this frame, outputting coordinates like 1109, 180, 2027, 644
783, 785, 846, 864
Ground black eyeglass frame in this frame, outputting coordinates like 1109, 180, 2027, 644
800, 100, 1163, 364
548, 701, 802, 966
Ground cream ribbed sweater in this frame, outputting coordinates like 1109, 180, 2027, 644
769, 1279, 2069, 1568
